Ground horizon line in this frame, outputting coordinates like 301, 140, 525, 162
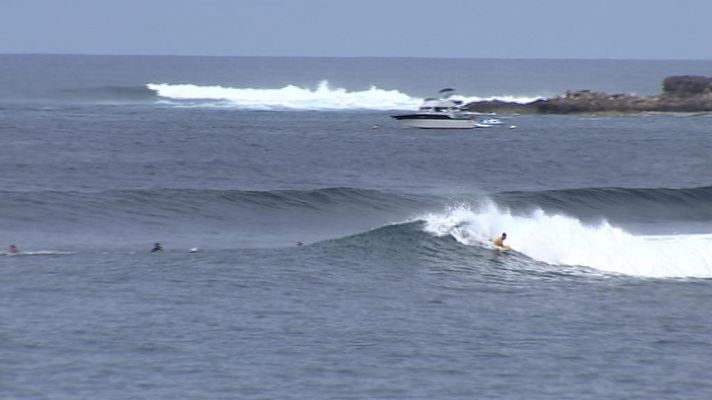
1, 52, 712, 62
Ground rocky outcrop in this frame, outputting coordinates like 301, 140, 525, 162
462, 99, 531, 114
464, 75, 712, 114
663, 75, 712, 95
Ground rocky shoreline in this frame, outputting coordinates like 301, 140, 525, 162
465, 75, 712, 114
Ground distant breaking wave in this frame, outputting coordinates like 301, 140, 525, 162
146, 80, 541, 111
146, 81, 420, 110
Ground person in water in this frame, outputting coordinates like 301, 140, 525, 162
151, 242, 163, 253
7, 244, 19, 254
491, 233, 507, 248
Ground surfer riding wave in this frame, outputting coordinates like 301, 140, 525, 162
491, 232, 510, 251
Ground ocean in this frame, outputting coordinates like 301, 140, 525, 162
2, 54, 712, 399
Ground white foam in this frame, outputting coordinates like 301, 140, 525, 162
146, 80, 421, 110
421, 202, 712, 278
146, 81, 541, 111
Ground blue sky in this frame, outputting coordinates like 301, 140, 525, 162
1, 0, 710, 59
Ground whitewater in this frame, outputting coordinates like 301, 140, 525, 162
422, 202, 712, 278
146, 80, 543, 110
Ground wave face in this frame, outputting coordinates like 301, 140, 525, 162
146, 80, 540, 110
420, 202, 712, 278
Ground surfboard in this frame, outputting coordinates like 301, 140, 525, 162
490, 238, 510, 252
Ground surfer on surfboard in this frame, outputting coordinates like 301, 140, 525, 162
491, 232, 510, 251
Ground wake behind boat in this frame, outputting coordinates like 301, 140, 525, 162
391, 88, 499, 129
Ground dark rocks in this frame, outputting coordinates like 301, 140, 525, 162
464, 76, 712, 114
662, 75, 712, 96
461, 99, 530, 114
534, 90, 661, 114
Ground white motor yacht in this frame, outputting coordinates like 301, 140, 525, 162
391, 88, 485, 129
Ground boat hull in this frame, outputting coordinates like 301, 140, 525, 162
392, 115, 479, 129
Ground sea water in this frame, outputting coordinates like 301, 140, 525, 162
2, 55, 712, 399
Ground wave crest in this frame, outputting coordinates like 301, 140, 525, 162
496, 185, 712, 223
0, 187, 430, 225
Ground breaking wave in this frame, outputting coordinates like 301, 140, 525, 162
420, 201, 712, 278
145, 80, 540, 110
